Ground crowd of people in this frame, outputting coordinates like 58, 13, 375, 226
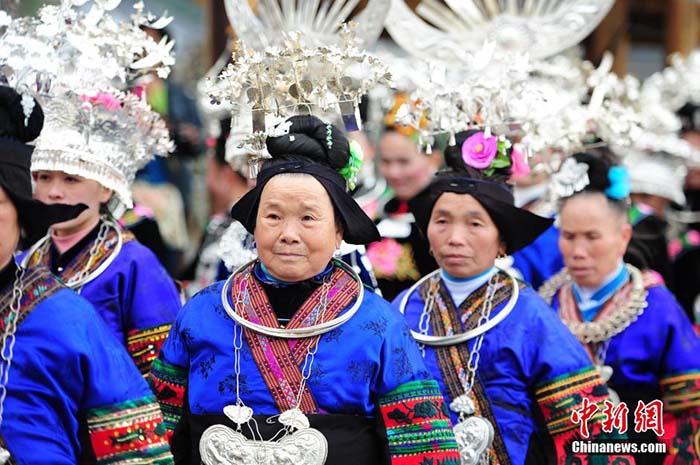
0, 1, 699, 464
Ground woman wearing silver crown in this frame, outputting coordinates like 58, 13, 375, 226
394, 130, 631, 465
20, 90, 182, 376
540, 152, 700, 465
0, 85, 173, 464
150, 115, 460, 464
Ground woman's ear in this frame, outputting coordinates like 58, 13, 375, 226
498, 242, 507, 257
99, 187, 114, 204
335, 228, 343, 250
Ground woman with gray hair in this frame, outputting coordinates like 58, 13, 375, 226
151, 115, 459, 464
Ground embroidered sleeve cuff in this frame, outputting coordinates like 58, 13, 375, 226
378, 379, 460, 465
660, 370, 700, 412
535, 365, 609, 436
127, 324, 172, 376
86, 395, 173, 464
148, 357, 187, 432
660, 371, 700, 462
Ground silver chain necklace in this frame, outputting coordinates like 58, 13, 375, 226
22, 217, 123, 292
0, 266, 25, 464
538, 264, 648, 343
200, 260, 367, 465
400, 269, 519, 465
539, 263, 648, 405
399, 267, 519, 348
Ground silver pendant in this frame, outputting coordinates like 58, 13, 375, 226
450, 395, 495, 465
200, 408, 328, 465
0, 446, 10, 464
596, 364, 621, 405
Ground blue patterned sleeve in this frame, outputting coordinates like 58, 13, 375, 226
64, 292, 173, 463
120, 242, 181, 374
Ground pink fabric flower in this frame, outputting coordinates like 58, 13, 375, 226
461, 132, 498, 169
509, 146, 531, 179
367, 238, 402, 276
687, 230, 700, 246
80, 92, 122, 111
668, 239, 682, 260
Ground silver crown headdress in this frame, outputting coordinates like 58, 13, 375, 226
32, 90, 174, 207
207, 26, 392, 175
393, 43, 532, 151
1, 0, 175, 209
224, 0, 389, 51
384, 0, 614, 62
0, 1, 174, 98
383, 1, 634, 172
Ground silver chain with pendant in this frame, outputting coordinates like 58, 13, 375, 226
200, 266, 338, 465
0, 266, 25, 464
22, 216, 122, 293
64, 219, 112, 289
419, 273, 500, 465
593, 340, 621, 405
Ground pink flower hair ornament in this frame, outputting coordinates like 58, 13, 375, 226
461, 131, 513, 176
509, 146, 531, 179
80, 92, 122, 112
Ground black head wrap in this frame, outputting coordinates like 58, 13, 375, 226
231, 115, 380, 244
409, 129, 553, 254
0, 86, 86, 245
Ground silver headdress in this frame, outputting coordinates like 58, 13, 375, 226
394, 42, 532, 142
207, 26, 392, 173
0, 1, 174, 97
385, 3, 639, 167
608, 57, 700, 206
223, 0, 389, 51
32, 90, 173, 208
1, 0, 175, 209
385, 0, 614, 62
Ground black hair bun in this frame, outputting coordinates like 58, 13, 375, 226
266, 115, 349, 171
0, 86, 44, 143
572, 152, 612, 193
443, 129, 512, 184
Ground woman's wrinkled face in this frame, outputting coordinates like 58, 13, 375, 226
559, 193, 632, 288
379, 131, 436, 201
255, 174, 342, 282
0, 186, 20, 268
33, 170, 112, 236
427, 193, 503, 278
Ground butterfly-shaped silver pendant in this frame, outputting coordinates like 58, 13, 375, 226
450, 394, 495, 465
200, 407, 328, 465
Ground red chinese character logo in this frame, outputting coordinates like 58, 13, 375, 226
634, 400, 665, 437
601, 400, 629, 434
571, 397, 600, 438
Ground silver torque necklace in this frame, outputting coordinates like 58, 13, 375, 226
399, 267, 519, 465
398, 267, 519, 347
22, 216, 122, 292
219, 259, 364, 338
0, 265, 25, 464
200, 259, 364, 465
